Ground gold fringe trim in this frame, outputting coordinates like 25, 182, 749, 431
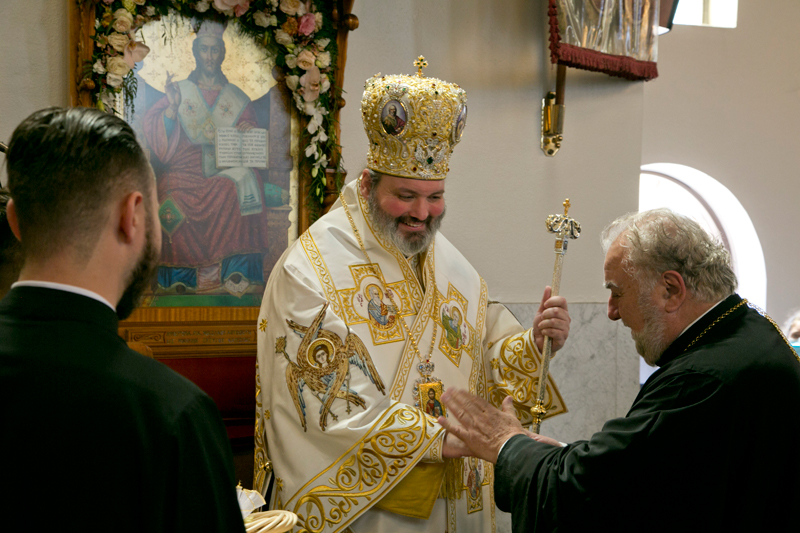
439, 457, 464, 500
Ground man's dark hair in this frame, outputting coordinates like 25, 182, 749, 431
0, 187, 21, 297
5, 107, 152, 261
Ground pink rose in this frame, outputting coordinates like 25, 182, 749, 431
213, 0, 250, 16
299, 66, 320, 102
296, 49, 315, 70
234, 1, 251, 17
298, 13, 316, 36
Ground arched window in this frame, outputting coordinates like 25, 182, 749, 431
638, 163, 765, 383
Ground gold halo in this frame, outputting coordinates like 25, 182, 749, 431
307, 338, 335, 367
137, 12, 276, 101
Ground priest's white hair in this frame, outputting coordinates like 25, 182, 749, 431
601, 208, 737, 303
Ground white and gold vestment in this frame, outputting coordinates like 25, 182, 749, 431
254, 180, 566, 533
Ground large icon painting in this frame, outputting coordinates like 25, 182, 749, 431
124, 14, 296, 307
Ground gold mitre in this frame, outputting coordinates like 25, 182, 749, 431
361, 56, 468, 180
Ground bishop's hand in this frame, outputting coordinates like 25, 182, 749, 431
165, 72, 181, 110
533, 286, 570, 354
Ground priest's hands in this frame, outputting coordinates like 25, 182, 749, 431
438, 392, 558, 464
533, 286, 570, 354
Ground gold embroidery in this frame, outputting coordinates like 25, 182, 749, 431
300, 231, 345, 318
286, 405, 443, 533
279, 302, 386, 432
463, 457, 484, 514
336, 263, 417, 345
489, 464, 496, 533
448, 494, 457, 533
436, 283, 475, 367
469, 279, 490, 400
487, 329, 567, 423
254, 359, 271, 494
390, 252, 438, 401
259, 318, 268, 332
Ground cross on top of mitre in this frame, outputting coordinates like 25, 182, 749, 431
414, 56, 428, 77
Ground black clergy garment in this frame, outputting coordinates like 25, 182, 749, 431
495, 294, 800, 532
0, 287, 245, 532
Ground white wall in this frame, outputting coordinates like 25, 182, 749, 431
340, 0, 643, 307
642, 0, 800, 324
0, 0, 69, 185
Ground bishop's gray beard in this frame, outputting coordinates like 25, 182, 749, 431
631, 293, 671, 367
367, 189, 445, 257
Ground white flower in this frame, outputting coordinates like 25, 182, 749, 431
106, 73, 124, 88
93, 59, 106, 74
253, 11, 269, 27
314, 12, 323, 31
145, 6, 156, 16
315, 51, 331, 68
316, 153, 328, 168
107, 32, 130, 53
305, 141, 318, 159
315, 38, 330, 50
285, 75, 299, 91
196, 0, 211, 12
268, 15, 277, 26
304, 102, 327, 134
112, 9, 134, 33
275, 29, 293, 47
312, 129, 328, 144
292, 92, 305, 112
279, 0, 301, 16
106, 56, 131, 76
320, 75, 330, 94
284, 54, 297, 69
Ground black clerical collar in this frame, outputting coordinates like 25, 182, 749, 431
656, 293, 745, 367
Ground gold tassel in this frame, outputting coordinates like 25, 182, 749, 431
439, 457, 464, 500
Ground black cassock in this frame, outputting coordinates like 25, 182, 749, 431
0, 287, 245, 532
496, 294, 800, 532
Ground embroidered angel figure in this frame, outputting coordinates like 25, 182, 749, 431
276, 302, 386, 432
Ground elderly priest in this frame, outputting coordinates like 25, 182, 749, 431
440, 208, 800, 532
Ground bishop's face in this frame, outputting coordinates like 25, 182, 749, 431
196, 36, 224, 78
362, 172, 446, 256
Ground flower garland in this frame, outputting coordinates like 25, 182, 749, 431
83, 0, 340, 209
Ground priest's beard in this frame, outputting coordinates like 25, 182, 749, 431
116, 217, 160, 320
367, 189, 445, 257
631, 292, 670, 367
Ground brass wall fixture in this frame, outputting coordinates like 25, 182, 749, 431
541, 63, 567, 157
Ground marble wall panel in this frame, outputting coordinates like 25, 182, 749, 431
503, 302, 639, 443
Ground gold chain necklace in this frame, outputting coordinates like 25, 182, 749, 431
339, 185, 439, 369
684, 299, 747, 351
